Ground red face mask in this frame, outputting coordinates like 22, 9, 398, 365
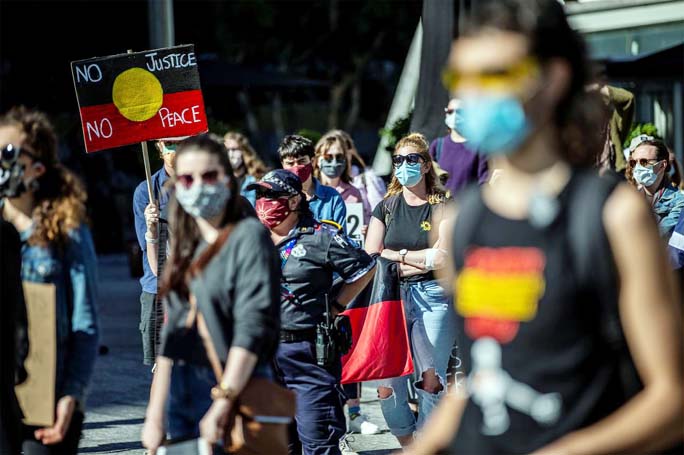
289, 163, 313, 184
256, 197, 291, 229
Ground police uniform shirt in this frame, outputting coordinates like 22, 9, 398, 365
279, 216, 375, 331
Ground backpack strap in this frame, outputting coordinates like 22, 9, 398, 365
451, 185, 487, 269
383, 194, 401, 231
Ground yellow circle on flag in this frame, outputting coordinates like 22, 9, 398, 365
112, 68, 163, 122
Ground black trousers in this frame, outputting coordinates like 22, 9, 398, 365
21, 410, 84, 455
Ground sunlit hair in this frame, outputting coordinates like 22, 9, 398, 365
0, 106, 87, 249
328, 129, 368, 170
313, 132, 352, 184
223, 131, 268, 179
386, 132, 448, 205
160, 133, 241, 300
625, 139, 671, 188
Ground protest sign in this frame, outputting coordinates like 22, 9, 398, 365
15, 282, 57, 427
71, 44, 208, 153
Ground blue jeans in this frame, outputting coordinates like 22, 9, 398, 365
378, 279, 457, 437
166, 363, 215, 441
166, 362, 274, 441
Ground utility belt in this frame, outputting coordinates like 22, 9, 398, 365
279, 328, 316, 343
279, 313, 353, 369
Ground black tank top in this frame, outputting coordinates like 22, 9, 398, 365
450, 171, 626, 454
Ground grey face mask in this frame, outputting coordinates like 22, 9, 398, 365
175, 178, 231, 219
319, 158, 346, 179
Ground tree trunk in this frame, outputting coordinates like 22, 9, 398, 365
344, 80, 362, 131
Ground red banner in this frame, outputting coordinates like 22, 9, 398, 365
78, 90, 207, 152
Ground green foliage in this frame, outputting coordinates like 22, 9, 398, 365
297, 128, 322, 144
379, 110, 413, 151
624, 123, 661, 149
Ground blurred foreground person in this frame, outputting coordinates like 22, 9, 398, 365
0, 106, 99, 455
409, 1, 683, 453
141, 135, 282, 453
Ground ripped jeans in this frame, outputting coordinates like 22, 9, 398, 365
378, 279, 457, 437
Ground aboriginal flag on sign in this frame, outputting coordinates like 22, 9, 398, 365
71, 44, 208, 153
341, 257, 414, 384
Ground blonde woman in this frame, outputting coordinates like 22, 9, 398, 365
314, 132, 372, 226
224, 131, 268, 206
330, 129, 386, 211
365, 132, 456, 447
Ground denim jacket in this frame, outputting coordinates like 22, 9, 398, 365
20, 223, 99, 406
653, 185, 684, 238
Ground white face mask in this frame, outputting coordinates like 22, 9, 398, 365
633, 163, 661, 187
227, 149, 243, 169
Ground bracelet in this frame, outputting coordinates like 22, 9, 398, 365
211, 383, 239, 401
145, 233, 159, 244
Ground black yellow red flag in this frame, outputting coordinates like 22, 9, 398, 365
71, 45, 208, 153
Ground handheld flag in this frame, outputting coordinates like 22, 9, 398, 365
341, 258, 414, 383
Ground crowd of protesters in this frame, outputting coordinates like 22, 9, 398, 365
1, 0, 683, 454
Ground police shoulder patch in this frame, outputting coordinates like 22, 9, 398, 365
320, 219, 343, 232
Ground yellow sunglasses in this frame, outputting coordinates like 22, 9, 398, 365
442, 57, 540, 92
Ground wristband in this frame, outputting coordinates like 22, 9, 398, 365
145, 232, 159, 244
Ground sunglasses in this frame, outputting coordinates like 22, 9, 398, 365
0, 143, 39, 164
392, 153, 423, 168
629, 158, 660, 168
322, 154, 345, 164
442, 57, 540, 92
175, 169, 222, 189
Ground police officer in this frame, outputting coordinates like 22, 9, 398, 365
247, 169, 376, 455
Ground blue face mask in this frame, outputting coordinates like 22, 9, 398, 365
460, 95, 530, 156
395, 162, 423, 188
632, 163, 660, 187
445, 109, 464, 132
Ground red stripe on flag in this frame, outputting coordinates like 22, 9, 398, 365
341, 299, 414, 384
78, 89, 208, 152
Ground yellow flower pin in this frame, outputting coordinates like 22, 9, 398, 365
420, 220, 432, 231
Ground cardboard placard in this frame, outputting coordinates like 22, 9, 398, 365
346, 202, 365, 247
15, 282, 57, 427
71, 44, 208, 152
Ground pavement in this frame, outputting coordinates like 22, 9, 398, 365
79, 254, 401, 454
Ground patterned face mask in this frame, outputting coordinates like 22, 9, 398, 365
256, 197, 291, 229
175, 178, 231, 219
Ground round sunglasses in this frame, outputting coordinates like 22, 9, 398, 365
175, 169, 223, 189
628, 158, 661, 168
